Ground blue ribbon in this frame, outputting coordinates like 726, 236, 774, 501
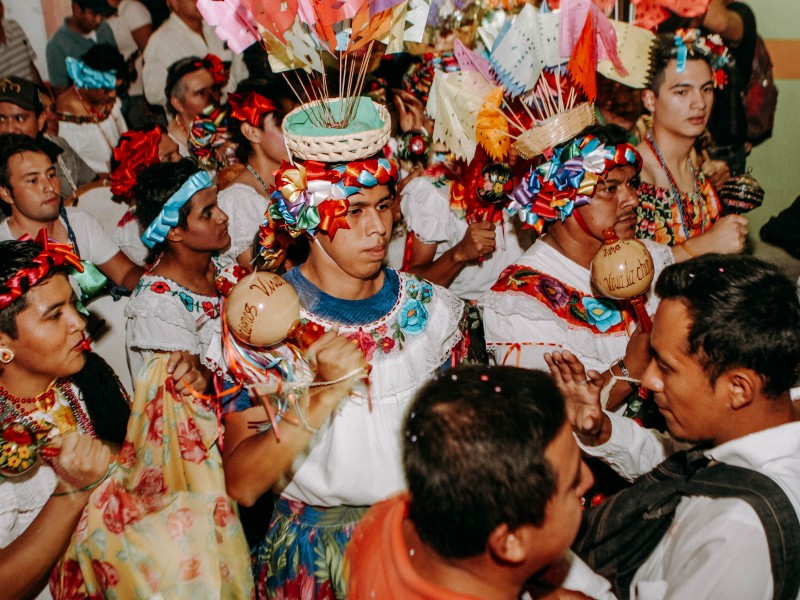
674, 35, 688, 73
65, 57, 116, 89
141, 171, 213, 248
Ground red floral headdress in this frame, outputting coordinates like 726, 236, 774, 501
228, 91, 277, 128
110, 126, 162, 199
0, 230, 83, 310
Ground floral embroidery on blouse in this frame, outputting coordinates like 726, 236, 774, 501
133, 277, 219, 319
492, 265, 631, 334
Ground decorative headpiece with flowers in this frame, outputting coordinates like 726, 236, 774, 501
671, 28, 731, 89
0, 230, 83, 310
507, 135, 642, 234
268, 157, 398, 240
110, 126, 162, 199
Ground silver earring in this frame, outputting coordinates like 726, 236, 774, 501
0, 348, 13, 364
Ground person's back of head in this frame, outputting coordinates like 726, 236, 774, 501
655, 254, 800, 398
405, 365, 589, 578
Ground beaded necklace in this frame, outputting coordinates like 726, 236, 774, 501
0, 379, 96, 438
645, 131, 706, 239
245, 163, 271, 195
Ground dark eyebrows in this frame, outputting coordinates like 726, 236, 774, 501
348, 193, 394, 208
41, 299, 67, 317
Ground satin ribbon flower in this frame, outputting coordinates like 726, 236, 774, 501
66, 57, 117, 89
141, 171, 213, 248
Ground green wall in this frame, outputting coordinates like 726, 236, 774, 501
743, 1, 800, 234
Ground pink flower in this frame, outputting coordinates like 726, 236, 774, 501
179, 557, 202, 581
167, 508, 196, 539
378, 337, 395, 353
178, 419, 208, 464
91, 560, 120, 589
213, 497, 238, 527
101, 484, 142, 534
347, 329, 377, 361
133, 467, 166, 496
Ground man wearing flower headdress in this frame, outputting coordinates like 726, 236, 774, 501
480, 125, 673, 415
220, 96, 467, 599
635, 30, 748, 256
142, 0, 247, 109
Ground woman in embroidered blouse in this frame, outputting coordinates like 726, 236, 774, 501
218, 81, 295, 267
55, 44, 128, 174
635, 31, 748, 259
125, 158, 230, 382
0, 238, 121, 599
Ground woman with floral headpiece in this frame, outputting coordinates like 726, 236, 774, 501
636, 31, 748, 257
0, 236, 124, 599
219, 93, 467, 597
217, 80, 295, 267
55, 44, 128, 174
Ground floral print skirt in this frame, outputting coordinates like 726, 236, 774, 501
254, 497, 368, 599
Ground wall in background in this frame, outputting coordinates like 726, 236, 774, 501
744, 1, 800, 235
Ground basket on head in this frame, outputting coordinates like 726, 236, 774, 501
283, 98, 391, 163
513, 103, 596, 160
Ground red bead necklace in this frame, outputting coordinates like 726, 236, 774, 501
0, 379, 96, 438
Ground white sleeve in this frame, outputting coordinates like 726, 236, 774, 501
559, 551, 618, 600
142, 35, 168, 106
400, 177, 455, 245
67, 208, 121, 265
217, 185, 268, 262
578, 411, 685, 481
125, 0, 152, 30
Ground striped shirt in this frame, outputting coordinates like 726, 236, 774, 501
0, 19, 37, 80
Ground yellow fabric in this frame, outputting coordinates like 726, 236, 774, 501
52, 354, 253, 599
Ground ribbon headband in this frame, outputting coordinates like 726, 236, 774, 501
141, 171, 213, 248
267, 157, 399, 239
66, 57, 116, 90
228, 91, 276, 128
508, 136, 642, 235
110, 127, 162, 199
0, 229, 84, 310
672, 29, 731, 89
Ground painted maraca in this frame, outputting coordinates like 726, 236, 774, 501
590, 228, 655, 331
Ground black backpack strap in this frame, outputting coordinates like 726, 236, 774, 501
574, 452, 800, 600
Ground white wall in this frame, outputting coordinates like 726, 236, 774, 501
4, 0, 51, 80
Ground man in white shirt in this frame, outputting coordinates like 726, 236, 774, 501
142, 0, 247, 108
0, 134, 142, 292
546, 254, 800, 600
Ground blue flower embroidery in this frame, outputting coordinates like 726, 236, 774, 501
420, 282, 433, 302
398, 299, 428, 335
179, 291, 195, 312
581, 297, 623, 333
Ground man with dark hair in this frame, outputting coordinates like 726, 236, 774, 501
0, 134, 141, 293
547, 254, 800, 599
0, 76, 97, 199
46, 0, 118, 92
345, 365, 599, 599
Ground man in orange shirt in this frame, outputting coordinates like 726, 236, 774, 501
346, 365, 607, 600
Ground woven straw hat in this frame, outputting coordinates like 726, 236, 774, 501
283, 98, 391, 163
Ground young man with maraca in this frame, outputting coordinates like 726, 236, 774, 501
219, 96, 466, 598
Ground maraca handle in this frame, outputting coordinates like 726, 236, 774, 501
287, 321, 326, 351
629, 295, 652, 333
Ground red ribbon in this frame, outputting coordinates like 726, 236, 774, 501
0, 229, 84, 310
317, 199, 351, 238
110, 126, 161, 199
228, 91, 277, 127
203, 53, 226, 86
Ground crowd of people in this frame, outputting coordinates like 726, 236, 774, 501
0, 0, 797, 599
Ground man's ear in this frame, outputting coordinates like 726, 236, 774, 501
0, 185, 13, 206
487, 524, 527, 565
170, 95, 184, 118
723, 369, 758, 410
642, 89, 656, 114
37, 112, 47, 135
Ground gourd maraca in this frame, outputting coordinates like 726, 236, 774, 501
590, 228, 654, 332
224, 271, 324, 350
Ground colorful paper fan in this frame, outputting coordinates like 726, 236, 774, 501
597, 20, 655, 88
200, 0, 432, 128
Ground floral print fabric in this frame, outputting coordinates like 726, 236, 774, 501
491, 265, 632, 334
635, 173, 721, 246
254, 498, 368, 600
52, 354, 253, 599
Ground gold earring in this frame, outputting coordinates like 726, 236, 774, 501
0, 348, 13, 364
